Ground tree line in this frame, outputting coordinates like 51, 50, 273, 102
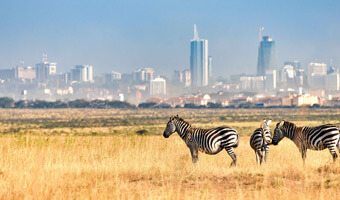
0, 97, 326, 109
0, 97, 136, 109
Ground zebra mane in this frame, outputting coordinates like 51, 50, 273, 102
281, 120, 296, 128
171, 115, 192, 127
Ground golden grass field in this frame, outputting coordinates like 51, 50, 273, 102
0, 108, 340, 199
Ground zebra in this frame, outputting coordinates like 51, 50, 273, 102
250, 120, 272, 165
272, 120, 340, 164
163, 115, 239, 166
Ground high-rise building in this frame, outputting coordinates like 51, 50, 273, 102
16, 66, 36, 80
257, 36, 277, 76
173, 70, 183, 83
35, 61, 57, 83
0, 68, 15, 81
144, 68, 154, 81
104, 71, 122, 84
208, 56, 213, 80
265, 70, 277, 90
284, 61, 301, 70
190, 24, 209, 87
240, 76, 265, 90
173, 69, 191, 87
296, 69, 304, 87
71, 65, 93, 82
307, 62, 327, 87
325, 73, 340, 91
50, 73, 69, 88
150, 77, 166, 95
133, 68, 154, 82
183, 69, 191, 87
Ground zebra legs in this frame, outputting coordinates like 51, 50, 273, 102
189, 147, 199, 163
226, 147, 237, 166
299, 147, 307, 165
327, 145, 338, 162
264, 146, 269, 163
255, 149, 263, 165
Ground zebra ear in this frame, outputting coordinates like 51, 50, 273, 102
267, 120, 272, 125
260, 120, 265, 128
278, 120, 284, 127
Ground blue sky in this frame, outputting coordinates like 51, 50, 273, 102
1, 0, 339, 78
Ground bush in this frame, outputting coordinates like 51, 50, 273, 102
136, 129, 149, 135
68, 99, 91, 108
154, 103, 171, 108
0, 97, 14, 108
107, 101, 136, 109
138, 102, 157, 108
207, 102, 223, 108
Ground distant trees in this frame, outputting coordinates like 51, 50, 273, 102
0, 97, 15, 108
0, 97, 136, 109
138, 102, 157, 108
0, 96, 331, 109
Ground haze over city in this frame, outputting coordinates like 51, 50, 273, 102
1, 0, 340, 77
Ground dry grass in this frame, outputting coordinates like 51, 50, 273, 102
0, 135, 339, 199
1, 108, 340, 199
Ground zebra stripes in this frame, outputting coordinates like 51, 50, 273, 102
272, 120, 340, 163
163, 115, 239, 166
250, 120, 272, 164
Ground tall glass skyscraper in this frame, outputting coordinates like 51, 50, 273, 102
257, 36, 277, 76
190, 25, 209, 86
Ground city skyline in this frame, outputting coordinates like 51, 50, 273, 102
1, 0, 340, 78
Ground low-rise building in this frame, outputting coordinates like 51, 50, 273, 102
292, 94, 319, 106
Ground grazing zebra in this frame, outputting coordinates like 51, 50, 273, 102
163, 115, 239, 166
272, 120, 340, 164
250, 120, 272, 165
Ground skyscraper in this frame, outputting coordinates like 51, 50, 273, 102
257, 36, 277, 76
35, 61, 57, 83
190, 24, 209, 87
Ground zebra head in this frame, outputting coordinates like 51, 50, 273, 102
163, 115, 177, 138
272, 120, 285, 145
261, 120, 272, 144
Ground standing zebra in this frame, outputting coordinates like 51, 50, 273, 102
272, 120, 340, 164
250, 120, 272, 165
163, 115, 239, 166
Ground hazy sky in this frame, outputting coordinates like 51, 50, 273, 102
1, 0, 340, 78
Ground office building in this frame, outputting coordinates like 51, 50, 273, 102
265, 70, 277, 90
71, 65, 93, 82
240, 76, 265, 90
208, 56, 213, 80
257, 36, 277, 76
16, 66, 36, 80
173, 69, 191, 87
307, 62, 327, 87
183, 69, 191, 87
190, 24, 209, 86
105, 71, 122, 83
284, 61, 301, 70
134, 68, 154, 82
35, 61, 57, 83
0, 68, 15, 81
325, 73, 340, 91
150, 77, 166, 95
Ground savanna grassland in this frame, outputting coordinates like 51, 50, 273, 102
0, 108, 340, 199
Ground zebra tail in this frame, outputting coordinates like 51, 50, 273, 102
233, 134, 239, 148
